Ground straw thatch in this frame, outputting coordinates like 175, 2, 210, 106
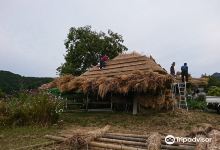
52, 52, 174, 98
39, 75, 75, 91
190, 77, 208, 87
147, 132, 161, 150
175, 75, 208, 87
207, 129, 220, 149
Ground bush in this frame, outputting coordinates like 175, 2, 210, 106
0, 101, 8, 115
187, 99, 207, 110
187, 92, 207, 110
48, 88, 61, 97
208, 87, 220, 96
0, 89, 5, 98
0, 92, 63, 126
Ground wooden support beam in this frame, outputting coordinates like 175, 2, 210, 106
102, 135, 146, 142
161, 140, 196, 146
133, 98, 137, 115
111, 93, 113, 111
86, 94, 89, 111
105, 133, 148, 138
161, 145, 195, 150
89, 141, 146, 150
96, 137, 148, 147
45, 135, 67, 141
89, 147, 108, 150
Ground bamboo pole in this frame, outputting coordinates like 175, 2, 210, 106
89, 141, 146, 150
105, 133, 148, 138
161, 145, 195, 150
45, 135, 67, 141
46, 125, 110, 149
97, 137, 148, 147
89, 147, 108, 150
59, 133, 73, 138
102, 135, 146, 142
161, 140, 196, 146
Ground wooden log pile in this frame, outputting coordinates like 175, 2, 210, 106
43, 129, 197, 150
15, 124, 220, 150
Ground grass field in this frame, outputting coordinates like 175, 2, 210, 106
1, 110, 220, 149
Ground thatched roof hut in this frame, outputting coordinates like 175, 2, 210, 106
57, 52, 173, 97
41, 52, 176, 111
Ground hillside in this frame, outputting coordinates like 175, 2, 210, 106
0, 70, 53, 94
212, 72, 220, 79
208, 72, 220, 87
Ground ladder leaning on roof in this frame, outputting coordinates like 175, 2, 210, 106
171, 82, 188, 111
177, 82, 188, 111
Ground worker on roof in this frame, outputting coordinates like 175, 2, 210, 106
99, 54, 109, 69
170, 62, 175, 76
181, 63, 188, 82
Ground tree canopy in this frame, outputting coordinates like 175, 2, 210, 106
57, 26, 128, 76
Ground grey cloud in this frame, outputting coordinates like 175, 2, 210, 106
0, 0, 219, 77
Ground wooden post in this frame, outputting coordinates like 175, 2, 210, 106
86, 94, 89, 112
133, 98, 137, 115
65, 98, 68, 110
110, 93, 113, 111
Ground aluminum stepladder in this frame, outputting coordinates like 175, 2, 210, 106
177, 82, 188, 111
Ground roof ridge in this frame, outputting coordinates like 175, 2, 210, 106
114, 51, 143, 60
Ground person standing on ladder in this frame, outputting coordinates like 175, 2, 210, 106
181, 63, 188, 82
170, 62, 176, 77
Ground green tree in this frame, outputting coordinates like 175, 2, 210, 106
57, 26, 128, 75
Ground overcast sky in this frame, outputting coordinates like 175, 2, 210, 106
0, 0, 219, 77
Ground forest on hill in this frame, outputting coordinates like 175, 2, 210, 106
208, 72, 220, 87
0, 70, 53, 94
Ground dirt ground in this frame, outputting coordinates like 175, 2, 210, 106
0, 109, 220, 149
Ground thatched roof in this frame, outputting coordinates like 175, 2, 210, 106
42, 52, 174, 98
189, 77, 208, 87
82, 52, 168, 78
175, 76, 208, 87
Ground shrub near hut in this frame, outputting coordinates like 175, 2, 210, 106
0, 92, 62, 126
208, 86, 220, 96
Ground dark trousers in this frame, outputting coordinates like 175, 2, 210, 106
181, 73, 188, 82
100, 60, 106, 69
